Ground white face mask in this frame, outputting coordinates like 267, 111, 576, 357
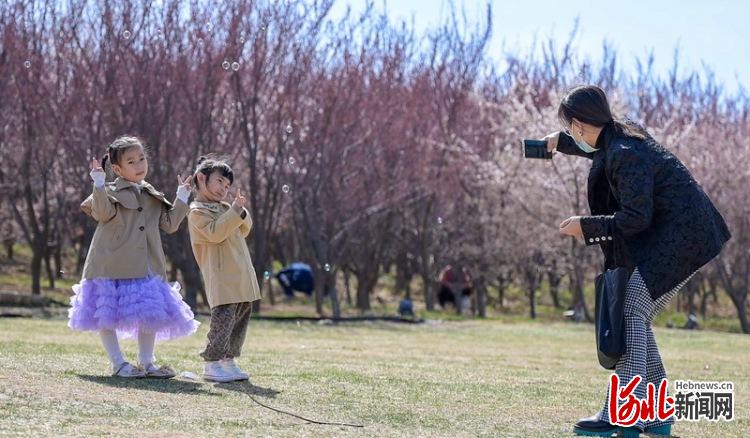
575, 136, 597, 153
571, 122, 597, 153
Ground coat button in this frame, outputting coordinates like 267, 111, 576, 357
139, 226, 145, 231
137, 207, 143, 212
595, 237, 600, 242
589, 238, 594, 243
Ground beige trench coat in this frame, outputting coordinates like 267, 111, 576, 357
187, 201, 261, 308
80, 178, 189, 280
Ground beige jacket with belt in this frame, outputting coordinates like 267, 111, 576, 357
187, 201, 261, 308
80, 178, 189, 280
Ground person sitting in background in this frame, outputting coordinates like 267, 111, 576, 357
437, 264, 472, 314
398, 297, 414, 317
683, 313, 700, 330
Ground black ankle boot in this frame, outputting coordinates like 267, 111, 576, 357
573, 414, 618, 437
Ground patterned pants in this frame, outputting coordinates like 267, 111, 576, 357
200, 301, 253, 362
599, 268, 695, 430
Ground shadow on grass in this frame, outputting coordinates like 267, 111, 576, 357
77, 374, 220, 396
214, 380, 281, 399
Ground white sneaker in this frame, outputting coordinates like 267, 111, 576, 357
220, 358, 249, 381
202, 361, 235, 383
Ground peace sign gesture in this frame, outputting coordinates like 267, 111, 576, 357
177, 174, 193, 190
232, 188, 247, 212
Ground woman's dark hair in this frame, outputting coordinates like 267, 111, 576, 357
193, 155, 234, 188
558, 85, 652, 144
101, 136, 146, 169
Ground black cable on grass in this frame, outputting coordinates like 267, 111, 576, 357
241, 391, 365, 428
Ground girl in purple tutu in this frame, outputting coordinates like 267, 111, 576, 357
68, 136, 200, 378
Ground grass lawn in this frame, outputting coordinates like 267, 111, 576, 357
0, 317, 747, 437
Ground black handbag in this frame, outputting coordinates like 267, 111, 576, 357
594, 267, 629, 369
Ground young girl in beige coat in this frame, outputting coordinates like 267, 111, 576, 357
69, 136, 199, 378
188, 156, 261, 382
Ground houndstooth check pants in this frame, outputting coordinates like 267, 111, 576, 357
599, 268, 695, 431
200, 301, 253, 362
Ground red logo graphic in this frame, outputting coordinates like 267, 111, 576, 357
607, 374, 674, 426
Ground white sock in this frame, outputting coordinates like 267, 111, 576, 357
100, 330, 125, 369
138, 331, 156, 366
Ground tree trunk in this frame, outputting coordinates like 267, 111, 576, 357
418, 237, 435, 311
31, 247, 43, 295
716, 260, 750, 334
5, 239, 14, 260
355, 270, 377, 313
476, 276, 487, 318
496, 274, 508, 310
573, 263, 592, 322
344, 269, 353, 306
75, 228, 93, 275
314, 265, 324, 316
395, 249, 412, 299
728, 292, 750, 334
686, 278, 698, 316
548, 270, 562, 309
421, 270, 435, 311
44, 248, 55, 289
265, 271, 275, 306
738, 301, 750, 334
54, 242, 63, 279
700, 289, 709, 321
715, 260, 749, 334
700, 278, 717, 321
249, 240, 270, 313
326, 271, 341, 320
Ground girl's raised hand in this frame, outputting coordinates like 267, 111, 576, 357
90, 157, 106, 186
174, 174, 193, 204
91, 157, 103, 172
232, 188, 247, 212
177, 174, 193, 189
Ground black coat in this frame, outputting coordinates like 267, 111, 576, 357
557, 126, 731, 300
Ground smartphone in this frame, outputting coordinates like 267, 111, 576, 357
522, 139, 552, 159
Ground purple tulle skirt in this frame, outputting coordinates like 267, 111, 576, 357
68, 275, 200, 341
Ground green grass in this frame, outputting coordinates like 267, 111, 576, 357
0, 317, 748, 437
